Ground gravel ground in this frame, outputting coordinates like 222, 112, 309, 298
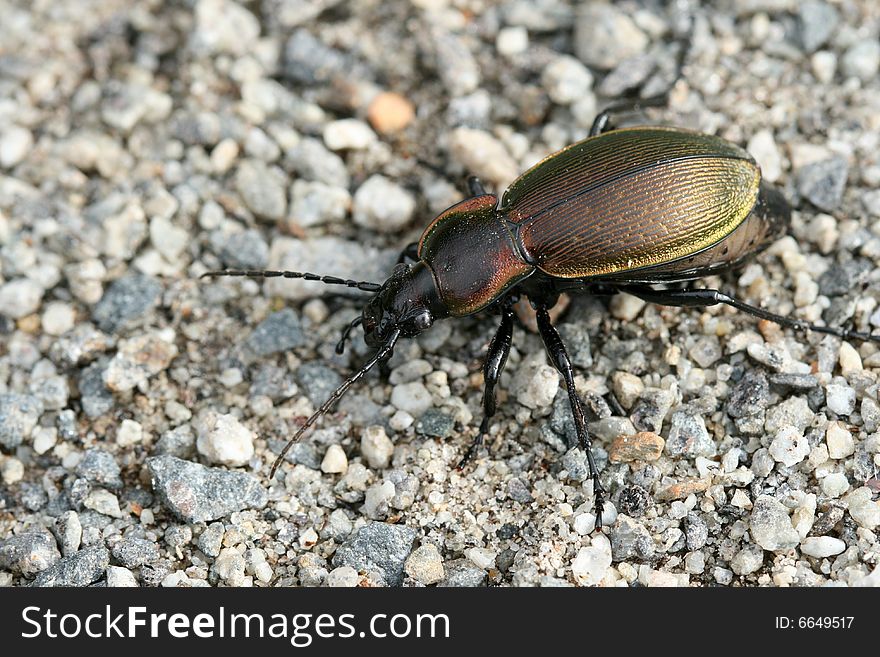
1, 0, 880, 588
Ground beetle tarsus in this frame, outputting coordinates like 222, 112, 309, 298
335, 316, 363, 354
621, 285, 880, 344
535, 305, 605, 527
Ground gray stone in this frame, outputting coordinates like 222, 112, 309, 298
332, 522, 418, 586
730, 544, 764, 576
295, 362, 342, 407
727, 371, 770, 418
610, 514, 655, 561
0, 531, 61, 576
415, 409, 454, 439
574, 3, 649, 69
439, 559, 487, 587
235, 160, 287, 221
110, 537, 160, 568
0, 393, 43, 450
76, 449, 123, 490
146, 455, 268, 523
31, 546, 110, 587
92, 274, 162, 333
750, 495, 800, 552
245, 309, 306, 357
665, 411, 716, 458
283, 29, 348, 84
796, 156, 848, 212
798, 0, 839, 52
216, 229, 269, 270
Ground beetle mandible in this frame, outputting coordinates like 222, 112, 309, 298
204, 101, 880, 528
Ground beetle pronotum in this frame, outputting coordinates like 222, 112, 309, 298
204, 102, 880, 528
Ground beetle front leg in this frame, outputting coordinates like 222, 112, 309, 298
620, 285, 880, 344
457, 300, 514, 469
535, 305, 606, 529
396, 242, 420, 264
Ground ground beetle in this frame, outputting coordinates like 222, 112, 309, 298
204, 101, 880, 528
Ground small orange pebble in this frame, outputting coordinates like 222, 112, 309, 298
367, 92, 415, 134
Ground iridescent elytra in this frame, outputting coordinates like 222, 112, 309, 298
203, 104, 880, 529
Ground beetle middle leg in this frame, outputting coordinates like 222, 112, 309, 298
457, 298, 515, 469
620, 285, 880, 344
589, 94, 670, 136
535, 304, 606, 528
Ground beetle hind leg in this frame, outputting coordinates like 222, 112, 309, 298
620, 285, 880, 344
535, 305, 606, 529
457, 300, 515, 469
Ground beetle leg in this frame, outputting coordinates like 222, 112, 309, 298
535, 305, 606, 529
620, 285, 880, 344
589, 94, 670, 136
457, 300, 515, 469
466, 175, 488, 197
396, 242, 420, 264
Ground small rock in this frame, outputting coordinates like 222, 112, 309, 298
197, 413, 255, 467
0, 125, 33, 168
321, 444, 348, 474
367, 92, 415, 134
76, 448, 123, 489
111, 538, 160, 568
750, 495, 800, 552
514, 360, 559, 410
363, 480, 395, 519
821, 472, 850, 497
0, 531, 61, 576
415, 409, 455, 438
769, 425, 810, 467
747, 130, 783, 183
287, 138, 350, 188
32, 546, 110, 587
391, 381, 433, 416
0, 278, 43, 318
84, 489, 123, 517
106, 566, 139, 587
844, 487, 880, 529
571, 534, 612, 586
665, 411, 716, 458
800, 536, 846, 558
797, 0, 839, 52
295, 362, 342, 407
353, 175, 416, 232
41, 302, 75, 336
405, 544, 445, 585
326, 566, 359, 587
147, 455, 268, 523
730, 544, 764, 576
0, 393, 43, 450
290, 180, 351, 227
610, 372, 642, 409
332, 522, 418, 586
541, 55, 593, 105
448, 128, 518, 188
826, 421, 855, 459
797, 156, 848, 212
608, 432, 664, 463
244, 308, 307, 357
610, 515, 655, 561
104, 332, 178, 392
55, 511, 82, 556
235, 160, 287, 221
825, 383, 856, 416
439, 559, 487, 587
193, 0, 260, 56
323, 119, 376, 151
92, 273, 162, 333
841, 40, 880, 82
361, 426, 394, 470
574, 3, 648, 69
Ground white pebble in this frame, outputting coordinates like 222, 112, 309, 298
838, 342, 862, 374
363, 480, 396, 519
353, 175, 416, 232
117, 419, 143, 447
1, 456, 24, 484
106, 566, 139, 587
800, 536, 846, 558
405, 544, 445, 585
321, 444, 349, 474
769, 425, 810, 466
496, 26, 529, 56
323, 119, 377, 151
747, 129, 783, 183
610, 293, 645, 321
826, 421, 855, 459
327, 566, 359, 587
542, 55, 594, 106
0, 278, 44, 318
515, 361, 559, 409
0, 125, 33, 168
196, 412, 255, 467
389, 410, 414, 431
821, 472, 850, 497
211, 138, 239, 173
391, 381, 433, 416
571, 534, 612, 586
464, 547, 496, 570
361, 425, 394, 470
41, 302, 75, 336
219, 368, 244, 387
32, 427, 58, 455
150, 216, 189, 261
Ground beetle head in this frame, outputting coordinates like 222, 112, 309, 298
362, 262, 445, 348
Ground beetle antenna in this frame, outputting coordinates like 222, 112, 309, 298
201, 269, 382, 293
270, 328, 401, 478
335, 316, 363, 355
